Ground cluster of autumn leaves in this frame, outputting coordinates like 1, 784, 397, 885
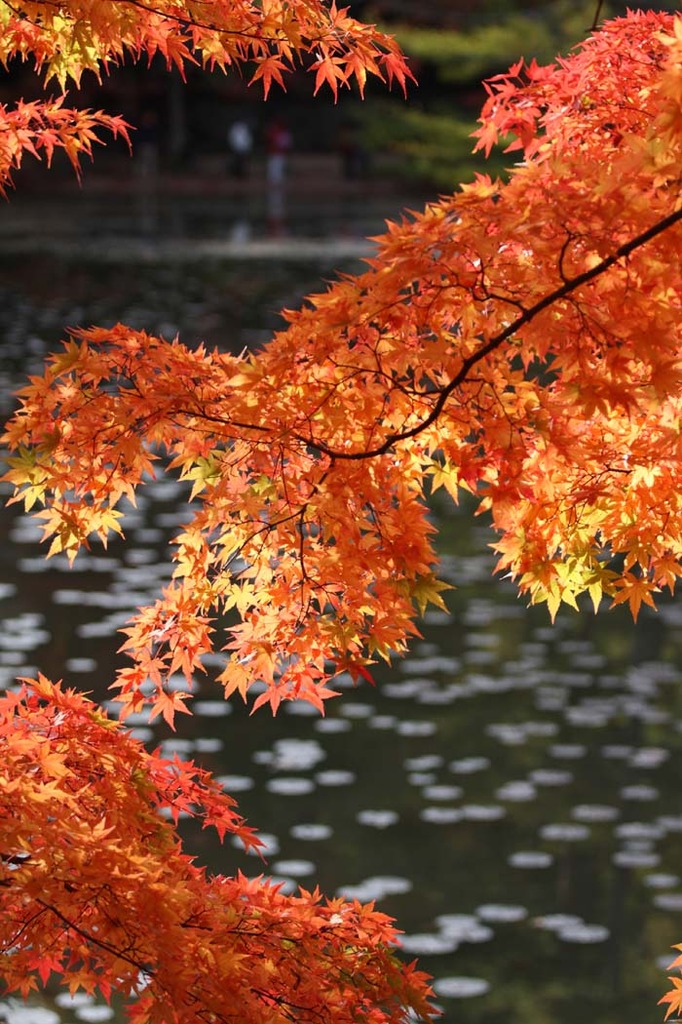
1, 675, 433, 1023
2, 2, 682, 1022
0, 0, 410, 190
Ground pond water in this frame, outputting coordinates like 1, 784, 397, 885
1, 219, 682, 1024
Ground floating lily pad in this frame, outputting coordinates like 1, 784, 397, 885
290, 823, 332, 841
193, 700, 233, 716
644, 873, 680, 889
266, 777, 315, 795
509, 851, 554, 869
529, 769, 573, 786
382, 681, 424, 699
658, 815, 682, 832
435, 914, 493, 943
476, 903, 528, 923
486, 723, 528, 745
616, 822, 664, 841
408, 772, 437, 786
216, 774, 254, 793
404, 755, 444, 772
65, 657, 98, 673
652, 893, 682, 911
315, 718, 352, 733
367, 715, 397, 730
284, 701, 322, 716
613, 850, 660, 869
272, 859, 316, 877
194, 737, 223, 753
271, 738, 325, 770
396, 720, 437, 737
420, 807, 463, 824
462, 804, 505, 821
549, 744, 587, 759
75, 1007, 116, 1023
340, 702, 375, 718
356, 809, 399, 828
558, 923, 610, 944
534, 914, 583, 931
400, 933, 458, 955
55, 994, 93, 1009
1, 1009, 61, 1024
496, 781, 537, 802
338, 875, 412, 903
315, 769, 356, 786
422, 784, 463, 801
571, 804, 620, 823
540, 823, 591, 842
629, 747, 669, 769
449, 757, 490, 775
432, 976, 491, 998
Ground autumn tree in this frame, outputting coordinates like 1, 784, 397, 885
2, 2, 682, 1022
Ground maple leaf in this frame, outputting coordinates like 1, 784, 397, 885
660, 976, 682, 1020
148, 688, 193, 730
249, 55, 289, 99
311, 51, 346, 98
610, 572, 658, 622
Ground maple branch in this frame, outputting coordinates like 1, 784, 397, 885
190, 413, 270, 435
13, 0, 399, 65
36, 897, 156, 979
5, 907, 50, 948
116, 0, 296, 45
590, 0, 606, 33
311, 203, 682, 462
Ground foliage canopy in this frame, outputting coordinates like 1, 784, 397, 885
2, 2, 682, 1022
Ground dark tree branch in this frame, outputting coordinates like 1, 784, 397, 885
36, 897, 155, 978
309, 204, 682, 462
590, 0, 606, 33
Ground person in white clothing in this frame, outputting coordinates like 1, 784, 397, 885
227, 119, 253, 178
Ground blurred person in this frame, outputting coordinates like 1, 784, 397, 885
227, 118, 253, 178
265, 117, 292, 185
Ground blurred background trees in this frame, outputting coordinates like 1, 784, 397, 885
355, 0, 681, 188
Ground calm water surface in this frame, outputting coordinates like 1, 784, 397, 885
1, 225, 681, 1024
